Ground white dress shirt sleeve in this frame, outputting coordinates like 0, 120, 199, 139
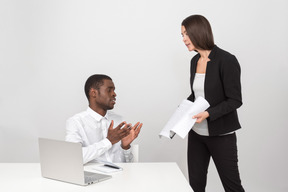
122, 147, 134, 162
65, 117, 112, 164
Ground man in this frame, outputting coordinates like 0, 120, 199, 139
66, 74, 142, 164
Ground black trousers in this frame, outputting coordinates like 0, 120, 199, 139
188, 130, 245, 192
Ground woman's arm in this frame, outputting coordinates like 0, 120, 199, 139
207, 55, 242, 121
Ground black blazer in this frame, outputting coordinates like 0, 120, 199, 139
187, 45, 242, 136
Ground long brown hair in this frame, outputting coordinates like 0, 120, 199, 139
182, 15, 214, 50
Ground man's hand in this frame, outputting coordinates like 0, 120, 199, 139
106, 120, 131, 145
121, 122, 143, 150
192, 111, 209, 123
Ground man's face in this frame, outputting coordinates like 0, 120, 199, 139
94, 79, 117, 111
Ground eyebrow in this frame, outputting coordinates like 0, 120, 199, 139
107, 86, 115, 89
181, 31, 187, 35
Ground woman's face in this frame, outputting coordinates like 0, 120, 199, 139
181, 25, 195, 52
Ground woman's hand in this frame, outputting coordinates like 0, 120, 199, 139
193, 111, 209, 123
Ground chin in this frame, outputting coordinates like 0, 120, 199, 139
188, 47, 194, 52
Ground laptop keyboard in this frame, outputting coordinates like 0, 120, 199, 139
84, 171, 99, 184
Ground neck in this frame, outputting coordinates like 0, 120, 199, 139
198, 50, 211, 60
89, 104, 107, 117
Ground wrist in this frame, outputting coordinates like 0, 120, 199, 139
121, 144, 131, 150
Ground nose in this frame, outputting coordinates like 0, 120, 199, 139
182, 35, 187, 43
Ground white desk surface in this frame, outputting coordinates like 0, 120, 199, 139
0, 162, 193, 192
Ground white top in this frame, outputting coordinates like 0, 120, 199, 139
65, 107, 133, 164
192, 73, 209, 136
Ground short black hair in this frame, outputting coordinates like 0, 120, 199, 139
182, 15, 214, 50
84, 74, 112, 101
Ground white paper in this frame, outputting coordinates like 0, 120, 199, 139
92, 165, 123, 173
159, 97, 210, 139
92, 160, 123, 173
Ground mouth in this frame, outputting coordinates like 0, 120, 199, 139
111, 98, 116, 105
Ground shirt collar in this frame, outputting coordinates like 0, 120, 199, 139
86, 107, 110, 121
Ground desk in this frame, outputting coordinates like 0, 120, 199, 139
0, 162, 193, 192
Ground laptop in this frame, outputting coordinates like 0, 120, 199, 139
38, 138, 112, 186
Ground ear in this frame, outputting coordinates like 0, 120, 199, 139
89, 88, 98, 99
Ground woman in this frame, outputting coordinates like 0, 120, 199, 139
181, 15, 245, 192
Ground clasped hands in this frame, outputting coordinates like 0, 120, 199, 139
106, 120, 142, 150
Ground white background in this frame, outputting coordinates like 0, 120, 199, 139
1, 0, 287, 191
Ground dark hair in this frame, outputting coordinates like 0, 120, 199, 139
84, 74, 112, 101
181, 15, 214, 50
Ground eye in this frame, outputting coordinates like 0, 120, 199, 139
107, 88, 115, 93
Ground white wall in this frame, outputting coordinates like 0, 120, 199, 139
1, 0, 288, 191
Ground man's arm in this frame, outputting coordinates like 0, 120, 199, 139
65, 118, 113, 164
66, 119, 132, 164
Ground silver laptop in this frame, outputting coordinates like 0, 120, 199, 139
38, 138, 112, 186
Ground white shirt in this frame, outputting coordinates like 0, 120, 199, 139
192, 73, 234, 136
65, 107, 133, 164
192, 73, 209, 136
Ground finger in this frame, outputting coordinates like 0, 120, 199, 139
115, 121, 126, 130
135, 123, 142, 135
128, 123, 132, 129
196, 118, 202, 123
119, 126, 130, 134
119, 128, 130, 138
135, 123, 142, 131
123, 123, 132, 129
192, 115, 196, 119
108, 120, 114, 130
132, 122, 140, 130
193, 113, 201, 119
